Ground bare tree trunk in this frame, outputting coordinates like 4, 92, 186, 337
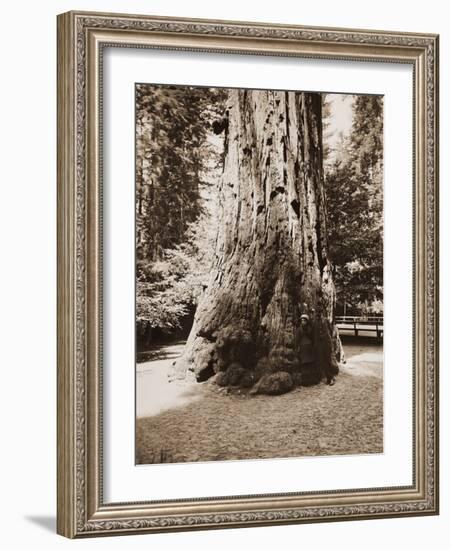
175, 89, 340, 393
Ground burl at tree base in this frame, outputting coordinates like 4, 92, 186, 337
174, 89, 342, 395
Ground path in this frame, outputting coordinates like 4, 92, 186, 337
136, 342, 202, 418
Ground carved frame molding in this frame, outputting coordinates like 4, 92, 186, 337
57, 11, 439, 538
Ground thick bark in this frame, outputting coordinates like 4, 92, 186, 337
175, 89, 340, 392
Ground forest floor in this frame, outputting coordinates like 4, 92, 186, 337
136, 339, 383, 464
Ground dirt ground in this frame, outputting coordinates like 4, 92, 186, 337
136, 339, 383, 464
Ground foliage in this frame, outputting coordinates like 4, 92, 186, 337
324, 95, 383, 312
136, 84, 226, 263
136, 84, 226, 334
137, 211, 217, 332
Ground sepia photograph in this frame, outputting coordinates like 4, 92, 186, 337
135, 83, 384, 465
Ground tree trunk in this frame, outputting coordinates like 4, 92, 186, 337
175, 89, 340, 393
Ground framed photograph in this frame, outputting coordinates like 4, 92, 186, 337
57, 11, 439, 538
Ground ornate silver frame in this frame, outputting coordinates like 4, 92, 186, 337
57, 10, 439, 538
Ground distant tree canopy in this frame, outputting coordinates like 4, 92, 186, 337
324, 95, 383, 314
136, 84, 225, 264
136, 85, 226, 337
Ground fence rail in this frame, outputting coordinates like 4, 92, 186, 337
335, 316, 383, 339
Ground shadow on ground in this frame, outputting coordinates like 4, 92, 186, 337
24, 515, 56, 533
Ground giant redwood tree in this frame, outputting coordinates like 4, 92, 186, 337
175, 88, 340, 393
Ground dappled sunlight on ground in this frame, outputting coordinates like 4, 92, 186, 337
341, 352, 383, 378
137, 342, 205, 417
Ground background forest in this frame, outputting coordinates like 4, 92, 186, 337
136, 85, 383, 351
